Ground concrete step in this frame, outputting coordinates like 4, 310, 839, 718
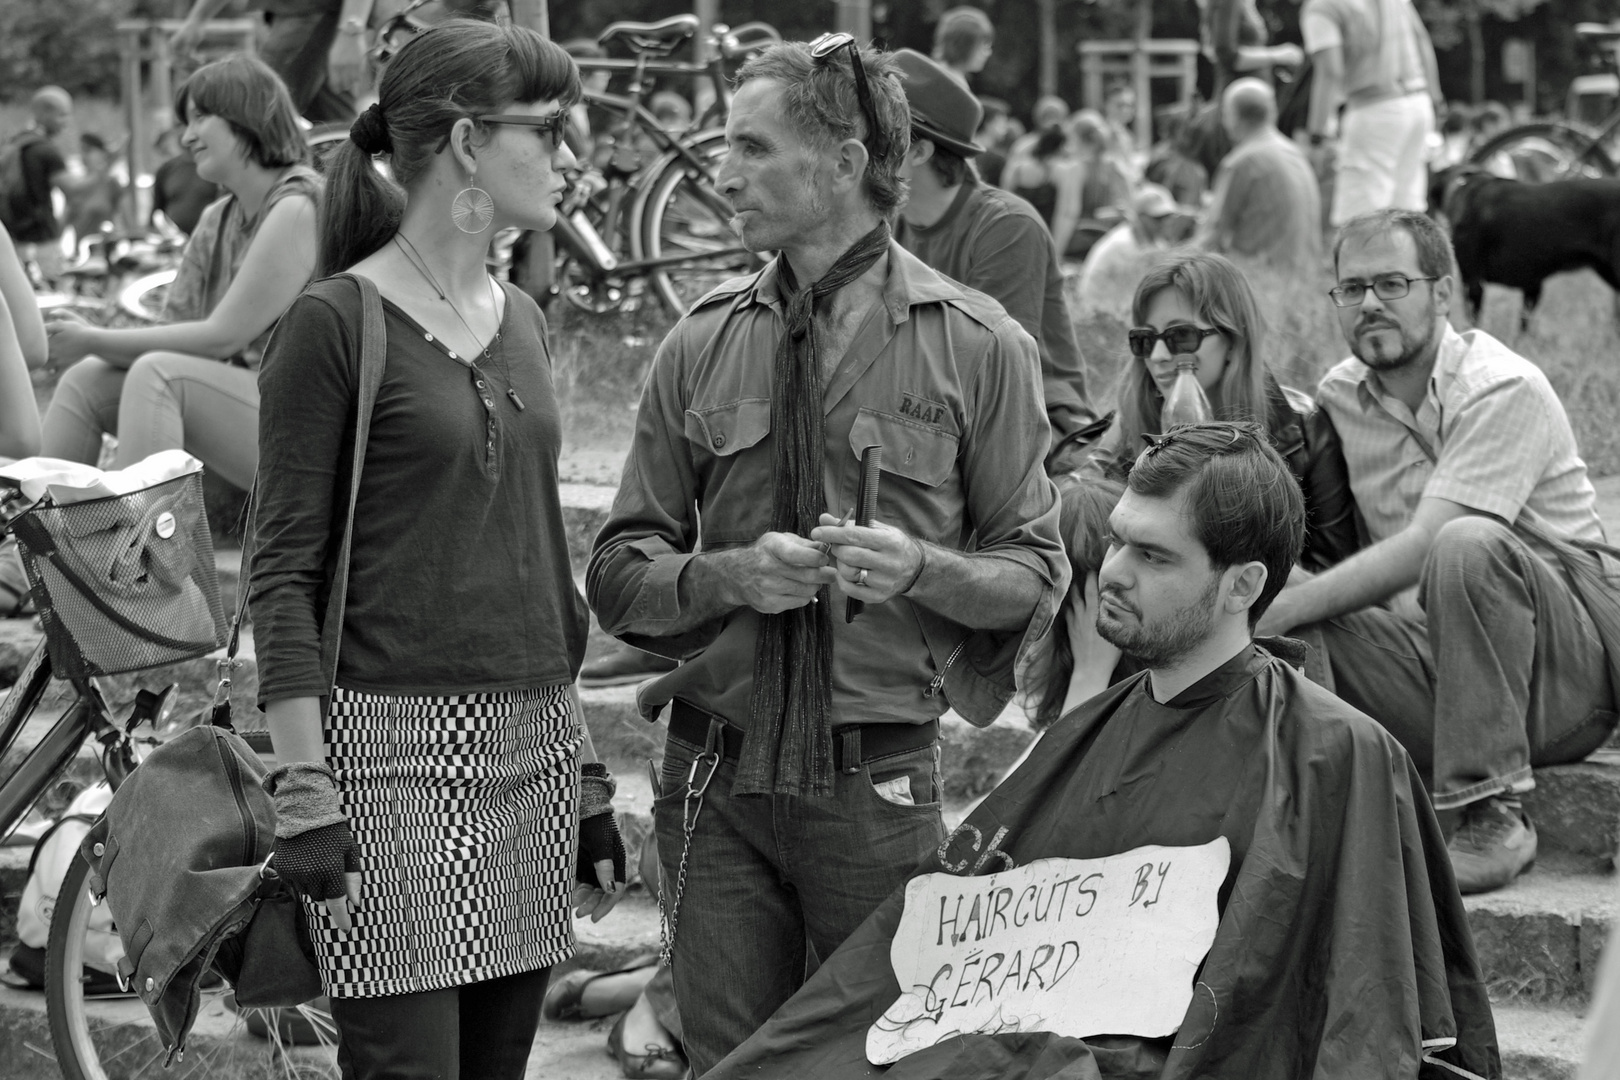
1493, 1000, 1587, 1080
1465, 857, 1618, 1007
561, 482, 615, 577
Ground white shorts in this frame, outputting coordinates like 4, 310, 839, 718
1333, 92, 1435, 226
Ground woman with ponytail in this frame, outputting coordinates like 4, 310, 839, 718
247, 20, 626, 1076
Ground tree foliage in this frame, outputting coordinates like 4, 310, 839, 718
0, 0, 172, 101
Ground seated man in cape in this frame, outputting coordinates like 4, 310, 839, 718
707, 422, 1498, 1080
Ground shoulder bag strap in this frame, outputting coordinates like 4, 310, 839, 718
317, 273, 387, 686
221, 273, 387, 717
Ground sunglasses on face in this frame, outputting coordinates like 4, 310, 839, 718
1127, 325, 1223, 359
808, 32, 891, 164
433, 112, 571, 155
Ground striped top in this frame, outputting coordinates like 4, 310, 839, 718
1315, 324, 1601, 546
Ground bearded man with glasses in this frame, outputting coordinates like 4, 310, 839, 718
587, 37, 1066, 1073
1259, 207, 1620, 895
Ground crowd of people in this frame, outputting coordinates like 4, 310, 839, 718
0, 2, 1618, 1079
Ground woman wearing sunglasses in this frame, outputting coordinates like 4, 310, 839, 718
1047, 252, 1358, 712
248, 21, 626, 1078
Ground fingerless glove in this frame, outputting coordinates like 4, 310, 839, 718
264, 761, 361, 901
577, 762, 627, 888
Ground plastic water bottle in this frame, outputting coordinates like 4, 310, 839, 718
1161, 356, 1213, 429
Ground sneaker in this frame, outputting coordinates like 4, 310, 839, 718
579, 642, 678, 688
1447, 796, 1537, 894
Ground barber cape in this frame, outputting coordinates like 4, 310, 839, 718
708, 644, 1499, 1080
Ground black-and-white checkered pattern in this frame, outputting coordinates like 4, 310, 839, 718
306, 684, 579, 998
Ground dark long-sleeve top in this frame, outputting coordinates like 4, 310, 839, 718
249, 275, 588, 703
586, 243, 1068, 730
897, 180, 1100, 473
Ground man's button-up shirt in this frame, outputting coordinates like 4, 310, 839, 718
1316, 323, 1601, 547
586, 242, 1067, 731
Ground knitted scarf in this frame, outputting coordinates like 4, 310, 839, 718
735, 222, 892, 798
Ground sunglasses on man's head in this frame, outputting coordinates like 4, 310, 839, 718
1127, 325, 1223, 359
808, 32, 891, 163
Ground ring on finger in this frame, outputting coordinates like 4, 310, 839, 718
854, 568, 869, 587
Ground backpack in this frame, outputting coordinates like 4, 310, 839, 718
7, 783, 121, 992
0, 130, 49, 236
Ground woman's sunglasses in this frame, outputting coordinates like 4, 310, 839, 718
433, 112, 570, 154
808, 32, 890, 163
1127, 325, 1223, 359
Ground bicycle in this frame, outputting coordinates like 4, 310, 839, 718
0, 471, 338, 1079
31, 230, 180, 329
541, 15, 777, 315
1468, 21, 1620, 181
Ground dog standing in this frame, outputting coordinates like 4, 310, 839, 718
1432, 167, 1620, 328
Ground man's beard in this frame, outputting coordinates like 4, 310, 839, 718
1096, 572, 1221, 668
1351, 308, 1436, 372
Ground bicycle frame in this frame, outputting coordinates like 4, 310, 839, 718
0, 642, 126, 843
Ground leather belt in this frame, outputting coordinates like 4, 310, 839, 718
668, 699, 939, 775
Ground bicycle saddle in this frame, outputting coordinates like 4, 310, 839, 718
598, 14, 699, 56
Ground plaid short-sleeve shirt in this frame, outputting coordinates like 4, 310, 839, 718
1316, 324, 1601, 546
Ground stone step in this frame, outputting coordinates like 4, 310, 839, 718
1465, 857, 1617, 1007
1493, 1000, 1587, 1080
561, 482, 615, 577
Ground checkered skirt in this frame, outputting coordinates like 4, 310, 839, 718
306, 683, 580, 998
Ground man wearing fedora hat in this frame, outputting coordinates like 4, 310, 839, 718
892, 49, 1103, 474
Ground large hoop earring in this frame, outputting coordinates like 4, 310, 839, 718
451, 185, 494, 233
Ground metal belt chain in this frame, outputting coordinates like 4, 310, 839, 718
657, 748, 720, 969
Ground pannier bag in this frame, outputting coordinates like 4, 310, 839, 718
5, 451, 228, 677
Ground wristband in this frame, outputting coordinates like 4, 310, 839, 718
898, 538, 928, 596
581, 761, 616, 819
264, 761, 346, 840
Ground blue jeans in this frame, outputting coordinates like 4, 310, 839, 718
654, 722, 947, 1075
1312, 516, 1617, 810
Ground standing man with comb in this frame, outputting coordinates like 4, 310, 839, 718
587, 37, 1067, 1074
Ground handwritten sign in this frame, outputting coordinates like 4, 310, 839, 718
867, 838, 1230, 1065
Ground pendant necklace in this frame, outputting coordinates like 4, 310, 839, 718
393, 233, 525, 411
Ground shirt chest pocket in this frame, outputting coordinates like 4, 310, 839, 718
849, 408, 959, 488
684, 398, 771, 457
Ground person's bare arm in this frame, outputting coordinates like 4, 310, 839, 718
172, 0, 235, 54
0, 291, 41, 459
0, 226, 46, 369
327, 0, 377, 97
48, 194, 317, 367
1308, 44, 1345, 138
1257, 496, 1474, 635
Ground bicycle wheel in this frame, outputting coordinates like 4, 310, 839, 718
633, 134, 760, 315
46, 854, 340, 1080
1469, 122, 1617, 181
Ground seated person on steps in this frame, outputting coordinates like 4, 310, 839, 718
1259, 208, 1620, 895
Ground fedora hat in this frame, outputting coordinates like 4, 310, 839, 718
891, 49, 984, 157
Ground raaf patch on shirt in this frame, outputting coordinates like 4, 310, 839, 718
899, 392, 948, 426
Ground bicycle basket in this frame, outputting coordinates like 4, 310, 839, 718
10, 470, 228, 677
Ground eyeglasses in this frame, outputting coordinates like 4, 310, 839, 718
1328, 274, 1438, 308
434, 112, 571, 154
808, 32, 891, 164
1127, 325, 1223, 359
1139, 423, 1254, 459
